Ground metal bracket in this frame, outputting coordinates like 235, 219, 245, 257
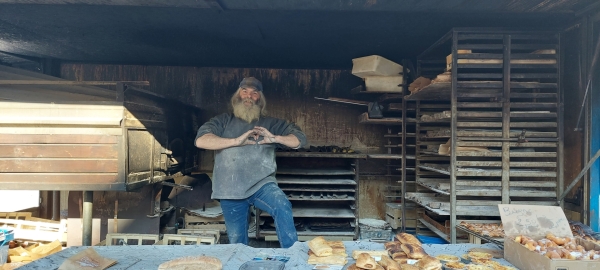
159, 181, 193, 191
518, 129, 528, 143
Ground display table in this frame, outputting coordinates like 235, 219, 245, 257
16, 241, 515, 269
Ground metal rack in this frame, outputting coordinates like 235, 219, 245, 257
256, 153, 362, 241
407, 28, 563, 243
356, 61, 418, 233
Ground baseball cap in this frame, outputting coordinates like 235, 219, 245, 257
239, 77, 263, 92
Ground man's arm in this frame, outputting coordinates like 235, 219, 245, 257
254, 126, 301, 148
263, 133, 301, 148
195, 130, 256, 150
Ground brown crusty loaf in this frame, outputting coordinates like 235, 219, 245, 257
356, 253, 377, 270
400, 243, 427, 259
385, 241, 402, 250
379, 255, 401, 270
395, 233, 422, 246
391, 251, 407, 260
414, 255, 442, 270
157, 256, 222, 270
308, 236, 333, 257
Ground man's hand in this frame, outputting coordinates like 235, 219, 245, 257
253, 126, 277, 144
235, 129, 259, 146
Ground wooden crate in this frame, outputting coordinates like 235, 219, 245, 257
386, 203, 418, 229
422, 213, 450, 235
105, 233, 159, 246
184, 213, 226, 232
159, 234, 215, 245
0, 212, 32, 220
0, 218, 66, 243
177, 229, 220, 244
386, 215, 417, 229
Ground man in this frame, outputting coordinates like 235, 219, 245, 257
195, 77, 307, 248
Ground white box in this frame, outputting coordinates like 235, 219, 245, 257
364, 76, 404, 92
352, 55, 403, 78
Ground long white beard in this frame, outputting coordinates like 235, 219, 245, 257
233, 98, 261, 123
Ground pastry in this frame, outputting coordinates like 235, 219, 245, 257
157, 256, 222, 270
395, 233, 422, 246
307, 254, 347, 265
435, 254, 460, 262
444, 261, 467, 270
467, 252, 493, 260
356, 253, 377, 270
400, 264, 420, 270
379, 255, 401, 270
400, 243, 427, 259
352, 250, 391, 259
414, 255, 442, 270
308, 236, 333, 257
465, 265, 492, 270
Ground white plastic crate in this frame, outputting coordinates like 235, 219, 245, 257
352, 55, 403, 78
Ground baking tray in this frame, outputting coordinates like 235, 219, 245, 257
455, 225, 504, 248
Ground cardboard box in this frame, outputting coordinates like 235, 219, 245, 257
364, 76, 403, 92
499, 204, 600, 270
352, 55, 403, 78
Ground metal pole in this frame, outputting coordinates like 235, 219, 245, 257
51, 191, 60, 221
82, 191, 93, 246
501, 34, 511, 205
558, 149, 600, 203
450, 30, 458, 244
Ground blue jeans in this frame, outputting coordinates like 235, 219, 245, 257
220, 182, 297, 248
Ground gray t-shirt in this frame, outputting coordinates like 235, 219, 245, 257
195, 113, 307, 199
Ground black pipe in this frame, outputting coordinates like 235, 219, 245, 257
51, 191, 60, 221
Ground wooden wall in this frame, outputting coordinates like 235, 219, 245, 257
60, 64, 390, 219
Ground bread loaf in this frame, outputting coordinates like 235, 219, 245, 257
157, 256, 222, 270
379, 255, 401, 270
385, 241, 402, 250
399, 264, 419, 270
414, 255, 442, 270
308, 236, 333, 257
356, 253, 377, 270
400, 243, 427, 259
395, 233, 422, 246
